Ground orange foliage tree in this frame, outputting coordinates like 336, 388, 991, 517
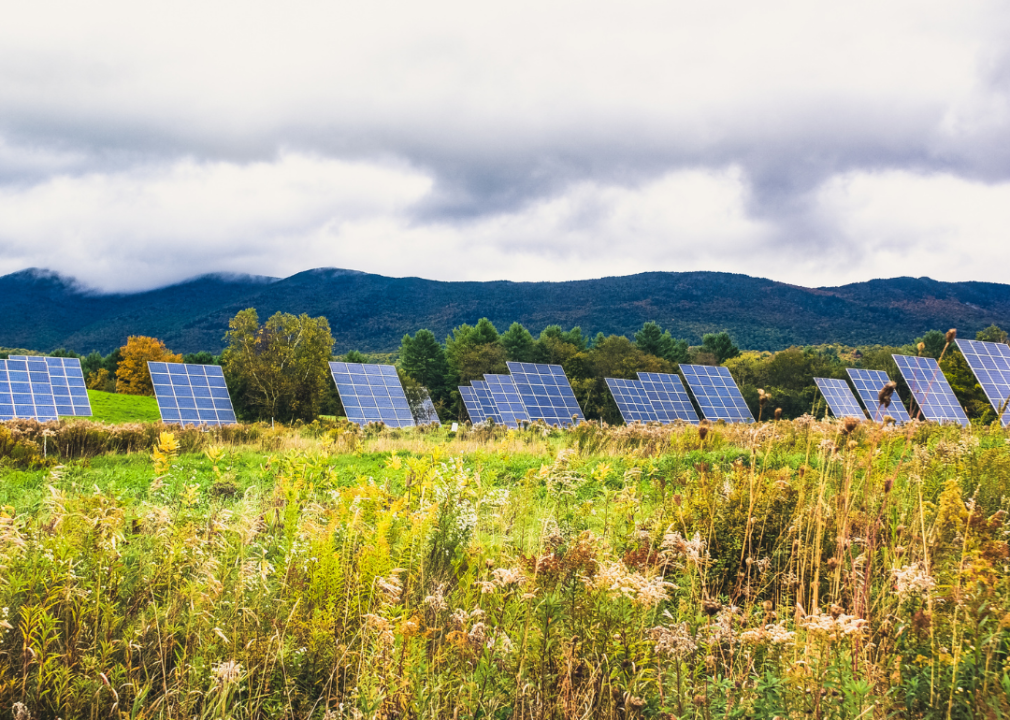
115, 336, 183, 395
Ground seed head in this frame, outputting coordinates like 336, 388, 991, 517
945, 328, 957, 344
774, 408, 782, 420
878, 381, 897, 408
842, 417, 859, 435
917, 342, 926, 355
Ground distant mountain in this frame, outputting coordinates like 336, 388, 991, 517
3, 267, 1010, 355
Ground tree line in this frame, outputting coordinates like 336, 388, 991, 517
6, 308, 1007, 425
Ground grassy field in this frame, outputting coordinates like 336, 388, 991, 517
85, 388, 162, 423
1, 417, 1009, 719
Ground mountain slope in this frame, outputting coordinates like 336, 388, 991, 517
2, 267, 1010, 354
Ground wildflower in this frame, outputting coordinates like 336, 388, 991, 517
424, 584, 448, 611
492, 566, 525, 588
649, 621, 697, 659
585, 561, 673, 608
474, 580, 497, 594
893, 563, 936, 599
708, 606, 741, 645
211, 660, 244, 687
740, 623, 795, 646
376, 569, 405, 606
801, 610, 867, 642
363, 614, 395, 649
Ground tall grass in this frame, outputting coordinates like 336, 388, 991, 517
0, 417, 1008, 718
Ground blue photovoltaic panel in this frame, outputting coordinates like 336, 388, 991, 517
459, 385, 486, 423
406, 387, 441, 426
9, 355, 92, 417
814, 378, 866, 420
892, 354, 969, 427
605, 378, 659, 424
471, 381, 503, 424
638, 372, 700, 424
483, 374, 530, 428
955, 339, 1010, 427
506, 362, 585, 427
149, 362, 237, 426
0, 357, 58, 421
847, 368, 911, 424
329, 362, 415, 428
45, 357, 92, 417
679, 364, 754, 423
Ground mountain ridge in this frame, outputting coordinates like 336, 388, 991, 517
2, 267, 1010, 354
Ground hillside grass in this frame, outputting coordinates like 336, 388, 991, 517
1, 417, 1009, 718
84, 388, 161, 423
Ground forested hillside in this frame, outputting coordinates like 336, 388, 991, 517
4, 267, 1010, 354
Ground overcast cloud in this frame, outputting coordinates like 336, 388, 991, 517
1, 0, 1009, 292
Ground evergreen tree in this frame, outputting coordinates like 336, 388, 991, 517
701, 331, 741, 363
399, 329, 451, 404
501, 322, 536, 362
634, 321, 689, 363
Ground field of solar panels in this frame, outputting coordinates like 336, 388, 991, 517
5, 323, 1010, 718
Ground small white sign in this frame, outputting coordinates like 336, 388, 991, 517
451, 422, 459, 432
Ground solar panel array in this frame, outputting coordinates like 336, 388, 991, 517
3, 355, 93, 419
0, 357, 58, 420
892, 354, 969, 427
679, 364, 754, 422
638, 372, 700, 424
472, 380, 503, 424
149, 362, 237, 426
41, 357, 92, 416
506, 362, 585, 427
483, 374, 530, 428
405, 387, 441, 426
329, 362, 415, 427
605, 378, 659, 424
814, 377, 867, 419
847, 369, 911, 424
459, 385, 486, 423
956, 339, 1010, 426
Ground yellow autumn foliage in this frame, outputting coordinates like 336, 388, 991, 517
116, 336, 183, 396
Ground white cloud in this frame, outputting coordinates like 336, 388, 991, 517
808, 170, 1010, 284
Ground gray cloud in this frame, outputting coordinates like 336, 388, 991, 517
2, 0, 1010, 290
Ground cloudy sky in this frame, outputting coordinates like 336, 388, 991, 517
2, 0, 1009, 292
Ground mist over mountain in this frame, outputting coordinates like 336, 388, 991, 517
3, 267, 1010, 355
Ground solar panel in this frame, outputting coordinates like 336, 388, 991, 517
483, 374, 530, 428
955, 339, 1010, 426
637, 372, 700, 424
814, 378, 867, 420
459, 385, 486, 423
605, 378, 659, 424
846, 368, 912, 424
506, 362, 585, 427
892, 354, 969, 427
149, 362, 238, 426
679, 364, 754, 423
0, 357, 58, 421
471, 380, 503, 424
8, 355, 92, 417
329, 362, 415, 427
405, 386, 441, 426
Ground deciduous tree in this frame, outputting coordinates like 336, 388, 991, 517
115, 336, 183, 395
222, 309, 335, 422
